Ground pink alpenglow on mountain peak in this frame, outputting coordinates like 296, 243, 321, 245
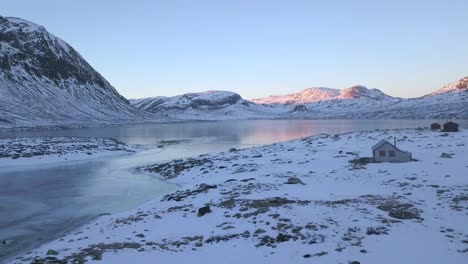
252, 85, 395, 105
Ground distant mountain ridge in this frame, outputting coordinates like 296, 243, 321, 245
132, 76, 468, 120
0, 16, 466, 127
0, 16, 149, 128
129, 91, 273, 120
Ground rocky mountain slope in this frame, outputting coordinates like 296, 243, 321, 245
0, 16, 149, 128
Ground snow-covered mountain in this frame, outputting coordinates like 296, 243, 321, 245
339, 85, 394, 100
133, 78, 467, 120
280, 86, 400, 118
252, 85, 395, 105
130, 91, 245, 112
0, 16, 149, 128
252, 87, 339, 104
1, 16, 464, 127
130, 85, 407, 120
428, 76, 468, 96
371, 76, 468, 119
129, 91, 282, 120
289, 79, 467, 119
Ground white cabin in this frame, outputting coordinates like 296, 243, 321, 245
372, 139, 412, 163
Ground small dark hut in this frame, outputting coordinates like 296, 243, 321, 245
442, 121, 459, 132
430, 123, 441, 130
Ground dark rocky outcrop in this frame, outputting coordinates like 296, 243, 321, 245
197, 206, 212, 217
285, 177, 305, 185
292, 105, 308, 112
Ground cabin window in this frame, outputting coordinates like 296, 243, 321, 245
389, 150, 396, 157
379, 150, 385, 157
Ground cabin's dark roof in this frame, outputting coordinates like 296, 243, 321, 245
371, 139, 389, 151
372, 139, 409, 153
444, 121, 459, 127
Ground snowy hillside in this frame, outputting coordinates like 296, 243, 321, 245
0, 16, 150, 128
133, 79, 467, 120
369, 76, 468, 119
252, 87, 340, 105
339, 85, 394, 101
130, 87, 403, 120
130, 91, 283, 120
428, 76, 468, 95
130, 91, 244, 112
287, 80, 467, 119
252, 85, 395, 105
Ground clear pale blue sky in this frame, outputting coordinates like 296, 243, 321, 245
2, 0, 467, 99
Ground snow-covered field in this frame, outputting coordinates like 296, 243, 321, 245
0, 137, 140, 167
9, 128, 468, 264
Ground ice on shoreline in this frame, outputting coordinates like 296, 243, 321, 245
0, 137, 140, 167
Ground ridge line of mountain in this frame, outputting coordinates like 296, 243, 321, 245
1, 15, 467, 128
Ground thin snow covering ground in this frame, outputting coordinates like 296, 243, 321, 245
10, 129, 468, 264
0, 137, 140, 167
